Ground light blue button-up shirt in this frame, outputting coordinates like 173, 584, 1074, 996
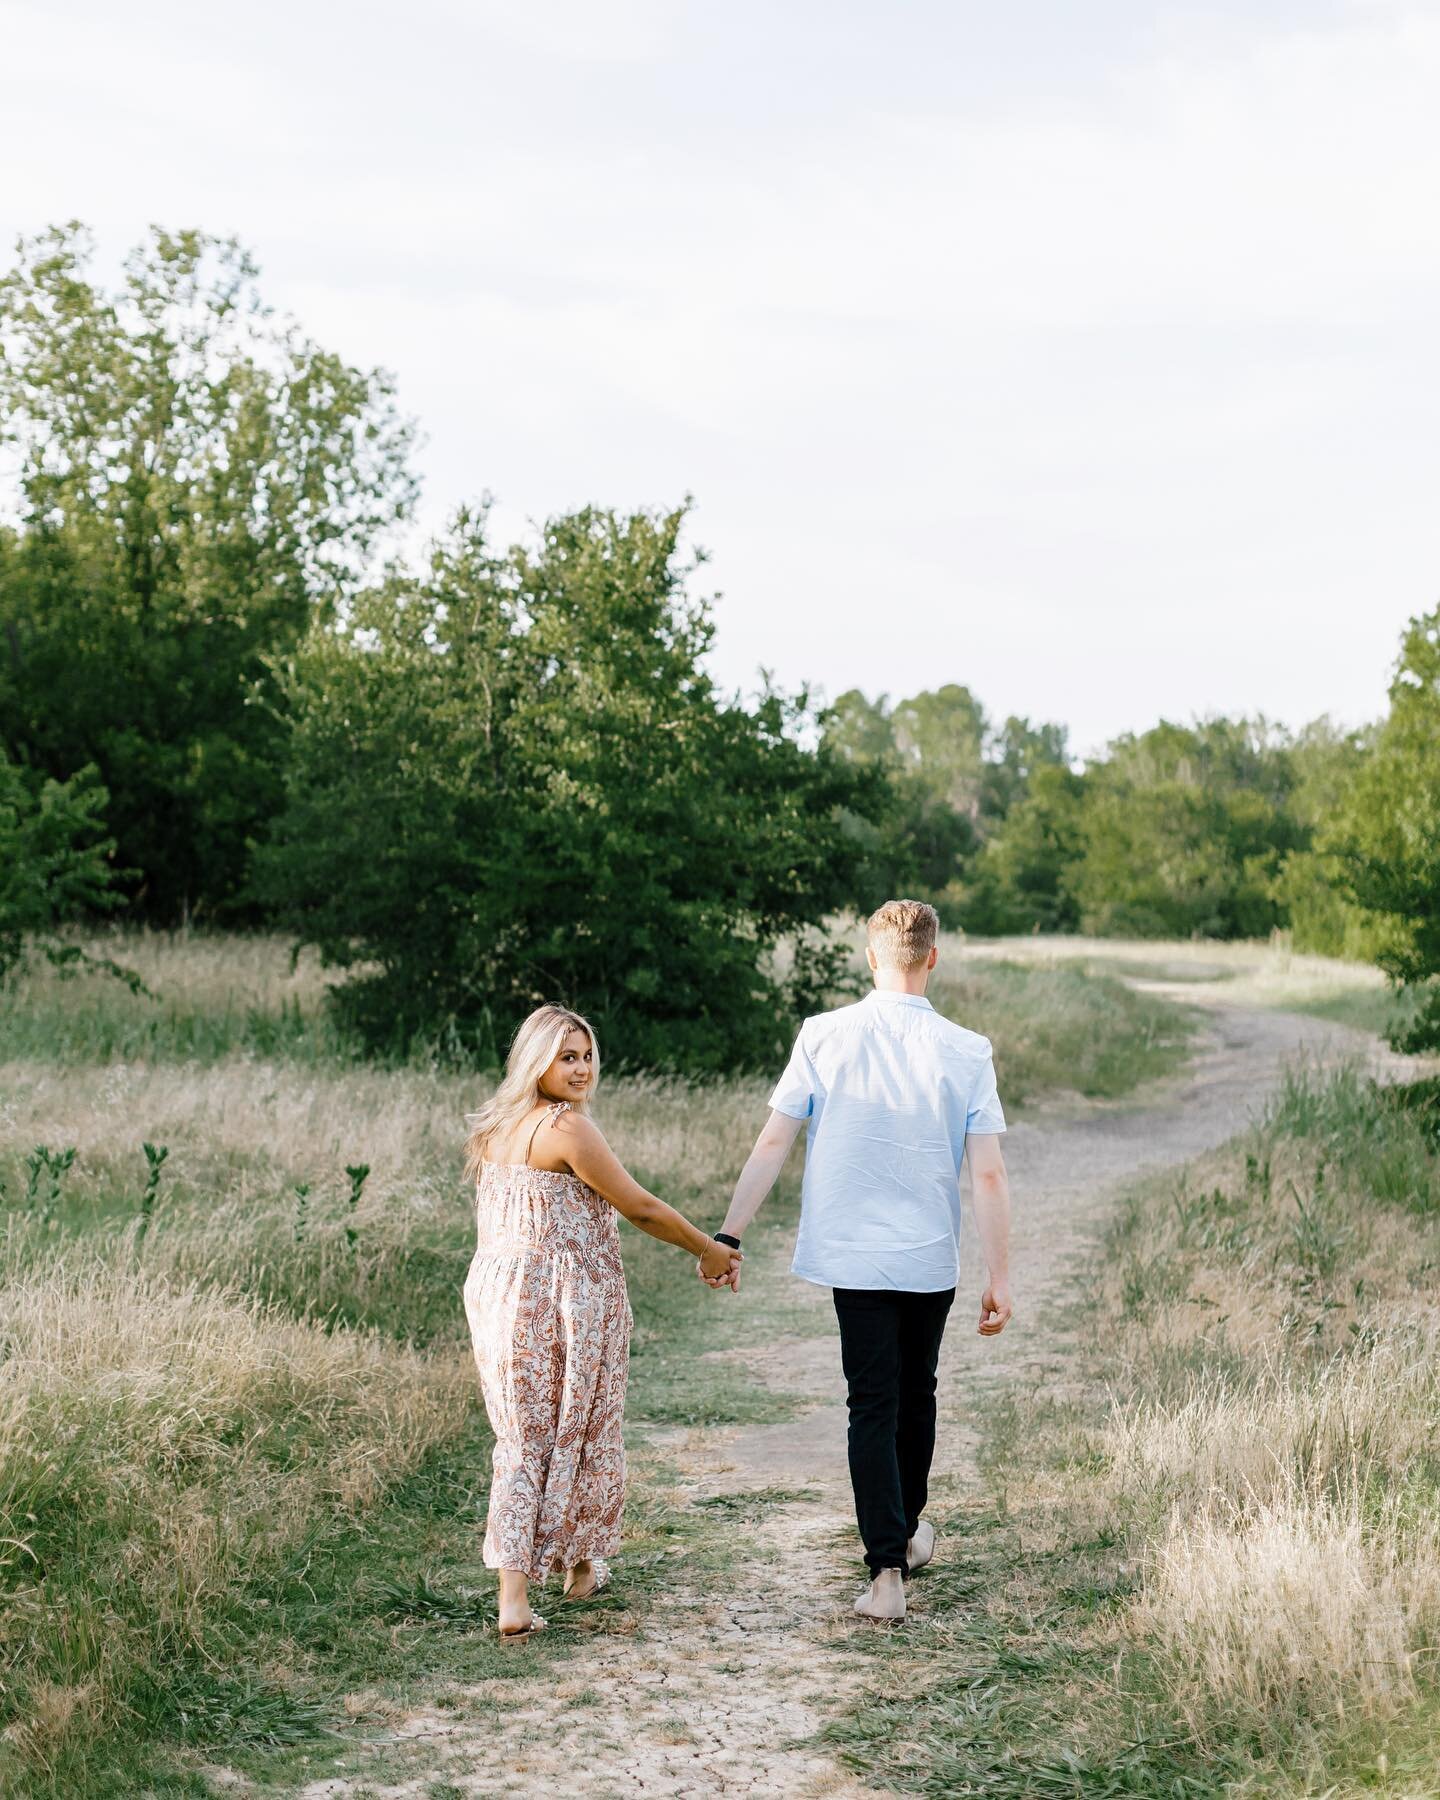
769, 988, 1006, 1293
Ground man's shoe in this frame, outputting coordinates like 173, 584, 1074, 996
853, 1568, 906, 1622
906, 1519, 936, 1573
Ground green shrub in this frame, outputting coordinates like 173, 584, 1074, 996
0, 755, 121, 985
1326, 607, 1440, 1053
259, 504, 885, 1075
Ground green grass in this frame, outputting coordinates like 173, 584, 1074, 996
966, 931, 1418, 1047
0, 1133, 810, 1790
1285, 982, 1418, 1040
7, 927, 1199, 1105
0, 1217, 815, 1799
819, 1517, 1233, 1798
0, 932, 353, 1068
927, 960, 1196, 1104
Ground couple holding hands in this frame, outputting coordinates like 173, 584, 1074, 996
462, 899, 1013, 1641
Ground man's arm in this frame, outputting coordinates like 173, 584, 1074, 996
965, 1132, 1013, 1335
702, 1109, 805, 1293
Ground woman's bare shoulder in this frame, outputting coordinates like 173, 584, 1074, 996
530, 1106, 606, 1170
551, 1107, 604, 1146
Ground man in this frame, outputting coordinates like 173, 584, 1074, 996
706, 898, 1012, 1622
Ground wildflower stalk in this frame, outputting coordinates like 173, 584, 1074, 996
343, 1163, 370, 1256
137, 1142, 168, 1244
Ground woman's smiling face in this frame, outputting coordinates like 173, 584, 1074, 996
539, 1027, 594, 1102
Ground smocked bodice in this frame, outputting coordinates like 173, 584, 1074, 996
473, 1135, 622, 1271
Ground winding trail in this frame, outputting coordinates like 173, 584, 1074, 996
298, 1000, 1416, 1800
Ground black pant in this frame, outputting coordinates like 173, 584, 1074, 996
832, 1286, 955, 1574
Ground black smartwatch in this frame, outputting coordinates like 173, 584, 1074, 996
714, 1231, 742, 1250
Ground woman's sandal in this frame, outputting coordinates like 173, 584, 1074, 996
498, 1612, 548, 1645
562, 1558, 610, 1603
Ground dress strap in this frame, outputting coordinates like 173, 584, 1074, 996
523, 1100, 571, 1166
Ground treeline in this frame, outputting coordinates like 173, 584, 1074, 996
827, 695, 1378, 951
1, 226, 1437, 1066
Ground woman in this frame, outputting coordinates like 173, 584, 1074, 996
463, 1004, 742, 1642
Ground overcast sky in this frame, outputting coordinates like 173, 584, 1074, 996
4, 0, 1438, 756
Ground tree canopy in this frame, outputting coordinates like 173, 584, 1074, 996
259, 504, 886, 1072
0, 752, 119, 983
822, 686, 1068, 922
0, 224, 416, 921
1063, 719, 1303, 940
1327, 607, 1440, 1050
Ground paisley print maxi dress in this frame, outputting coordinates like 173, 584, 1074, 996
463, 1102, 632, 1577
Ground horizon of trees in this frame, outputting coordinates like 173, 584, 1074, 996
823, 696, 1387, 952
2, 224, 1436, 1068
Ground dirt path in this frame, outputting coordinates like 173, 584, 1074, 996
298, 1003, 1416, 1800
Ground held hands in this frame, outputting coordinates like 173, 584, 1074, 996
697, 1237, 743, 1293
978, 1280, 1013, 1336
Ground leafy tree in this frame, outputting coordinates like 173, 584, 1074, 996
823, 686, 1065, 923
890, 684, 988, 816
1068, 719, 1302, 939
1327, 608, 1440, 1050
1272, 718, 1383, 959
259, 504, 886, 1073
0, 752, 121, 982
823, 689, 979, 921
980, 716, 1069, 820
0, 224, 417, 921
967, 765, 1085, 933
824, 689, 896, 765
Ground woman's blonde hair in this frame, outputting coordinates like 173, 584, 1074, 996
463, 1004, 599, 1181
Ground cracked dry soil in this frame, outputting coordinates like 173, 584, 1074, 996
291, 1000, 1414, 1799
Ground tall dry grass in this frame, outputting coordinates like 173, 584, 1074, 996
1140, 1483, 1440, 1744
1, 1047, 780, 1341
1096, 1063, 1440, 1765
0, 1241, 470, 1777
0, 930, 346, 1067
1108, 1317, 1440, 1508
0, 937, 814, 1786
0, 928, 1197, 1788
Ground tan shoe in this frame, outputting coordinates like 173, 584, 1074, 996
853, 1568, 906, 1622
907, 1519, 936, 1572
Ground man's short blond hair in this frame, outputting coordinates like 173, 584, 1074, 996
866, 898, 939, 970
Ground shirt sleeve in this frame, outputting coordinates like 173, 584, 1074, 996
966, 1046, 1007, 1134
768, 1025, 818, 1119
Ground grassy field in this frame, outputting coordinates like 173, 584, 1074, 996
828, 1062, 1440, 1797
0, 929, 1193, 1795
965, 931, 1416, 1041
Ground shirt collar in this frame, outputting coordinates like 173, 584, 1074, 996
865, 989, 933, 1010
